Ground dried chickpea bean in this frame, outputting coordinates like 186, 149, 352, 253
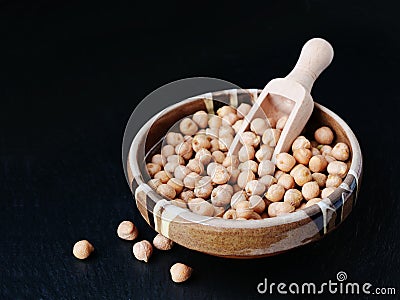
208, 115, 222, 128
217, 105, 236, 117
274, 170, 285, 180
223, 113, 239, 125
183, 172, 201, 189
219, 125, 235, 137
311, 147, 321, 156
210, 138, 220, 152
148, 178, 162, 190
211, 164, 230, 185
227, 166, 240, 184
240, 131, 260, 147
192, 111, 208, 128
291, 136, 311, 152
170, 199, 187, 209
239, 160, 258, 173
154, 171, 171, 184
218, 135, 233, 151
276, 153, 296, 172
258, 160, 275, 177
249, 212, 262, 220
222, 155, 240, 168
293, 148, 312, 165
302, 181, 320, 200
132, 240, 153, 263
195, 148, 212, 165
237, 170, 256, 189
161, 144, 175, 157
277, 174, 295, 190
238, 145, 255, 162
146, 163, 161, 177
320, 145, 333, 156
290, 164, 312, 186
327, 161, 348, 178
331, 142, 350, 161
262, 128, 281, 147
223, 209, 237, 219
326, 174, 342, 188
167, 155, 185, 165
174, 165, 190, 181
157, 184, 176, 199
309, 155, 328, 173
211, 184, 233, 207
206, 162, 218, 177
321, 187, 335, 198
73, 240, 94, 260
187, 158, 204, 174
314, 126, 334, 144
164, 162, 178, 175
249, 195, 266, 214
117, 221, 139, 241
237, 103, 252, 118
180, 190, 195, 202
153, 233, 174, 251
206, 127, 219, 138
175, 142, 193, 160
232, 119, 244, 133
325, 155, 337, 163
212, 151, 225, 164
192, 135, 211, 152
151, 154, 165, 166
268, 202, 295, 217
166, 132, 184, 147
231, 191, 247, 209
250, 118, 268, 135
236, 201, 253, 219
276, 115, 288, 130
284, 189, 303, 208
167, 178, 184, 194
255, 145, 274, 162
259, 175, 277, 188
213, 206, 225, 217
312, 173, 327, 188
266, 184, 285, 202
305, 198, 322, 208
194, 176, 213, 198
184, 135, 193, 143
187, 198, 214, 216
245, 180, 266, 196
180, 118, 198, 136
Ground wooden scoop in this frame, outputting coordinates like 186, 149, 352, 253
228, 38, 334, 161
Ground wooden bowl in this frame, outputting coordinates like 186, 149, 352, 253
126, 89, 362, 258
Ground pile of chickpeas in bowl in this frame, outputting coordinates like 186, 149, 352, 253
146, 103, 350, 220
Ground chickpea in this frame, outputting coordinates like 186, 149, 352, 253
249, 195, 266, 214
258, 159, 275, 177
276, 115, 288, 130
276, 153, 296, 172
223, 112, 239, 125
164, 162, 179, 175
184, 135, 193, 143
327, 161, 348, 178
268, 202, 295, 217
132, 240, 153, 263
146, 163, 161, 177
210, 164, 230, 184
180, 190, 195, 202
291, 136, 311, 152
166, 132, 184, 147
208, 115, 222, 128
238, 145, 255, 162
192, 135, 211, 152
325, 155, 337, 163
211, 185, 233, 207
255, 145, 274, 162
167, 178, 184, 194
222, 155, 240, 168
314, 126, 334, 144
174, 165, 191, 181
262, 128, 281, 147
321, 187, 335, 198
227, 166, 240, 184
157, 184, 176, 199
73, 240, 94, 260
212, 150, 225, 164
153, 233, 174, 251
239, 160, 258, 173
194, 176, 213, 199
217, 105, 236, 118
240, 131, 260, 147
312, 173, 327, 188
231, 190, 248, 209
219, 125, 235, 137
117, 221, 139, 241
237, 170, 256, 189
305, 198, 322, 208
179, 118, 198, 136
170, 262, 193, 283
187, 158, 204, 174
195, 148, 212, 165
331, 142, 350, 161
154, 170, 171, 184
277, 174, 295, 190
232, 119, 244, 133
326, 174, 342, 188
148, 178, 162, 190
223, 209, 237, 219
206, 127, 219, 139
302, 181, 320, 200
236, 201, 254, 219
206, 162, 218, 177
237, 103, 252, 118
167, 155, 185, 165
245, 180, 266, 196
170, 199, 187, 209
218, 135, 233, 151
151, 154, 165, 167
259, 175, 277, 188
320, 145, 332, 156
210, 138, 220, 152
274, 170, 285, 180
293, 148, 312, 165
213, 206, 225, 217
187, 198, 214, 216
192, 110, 208, 128
311, 147, 321, 156
266, 184, 285, 202
183, 172, 201, 189
290, 164, 312, 186
175, 142, 193, 160
283, 189, 303, 208
250, 118, 268, 135
161, 144, 175, 157
309, 155, 328, 173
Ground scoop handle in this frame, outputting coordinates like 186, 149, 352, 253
285, 38, 334, 91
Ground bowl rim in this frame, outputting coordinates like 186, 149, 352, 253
127, 88, 362, 230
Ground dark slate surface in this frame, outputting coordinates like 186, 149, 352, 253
0, 1, 399, 299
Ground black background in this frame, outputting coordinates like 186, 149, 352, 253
1, 1, 399, 299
